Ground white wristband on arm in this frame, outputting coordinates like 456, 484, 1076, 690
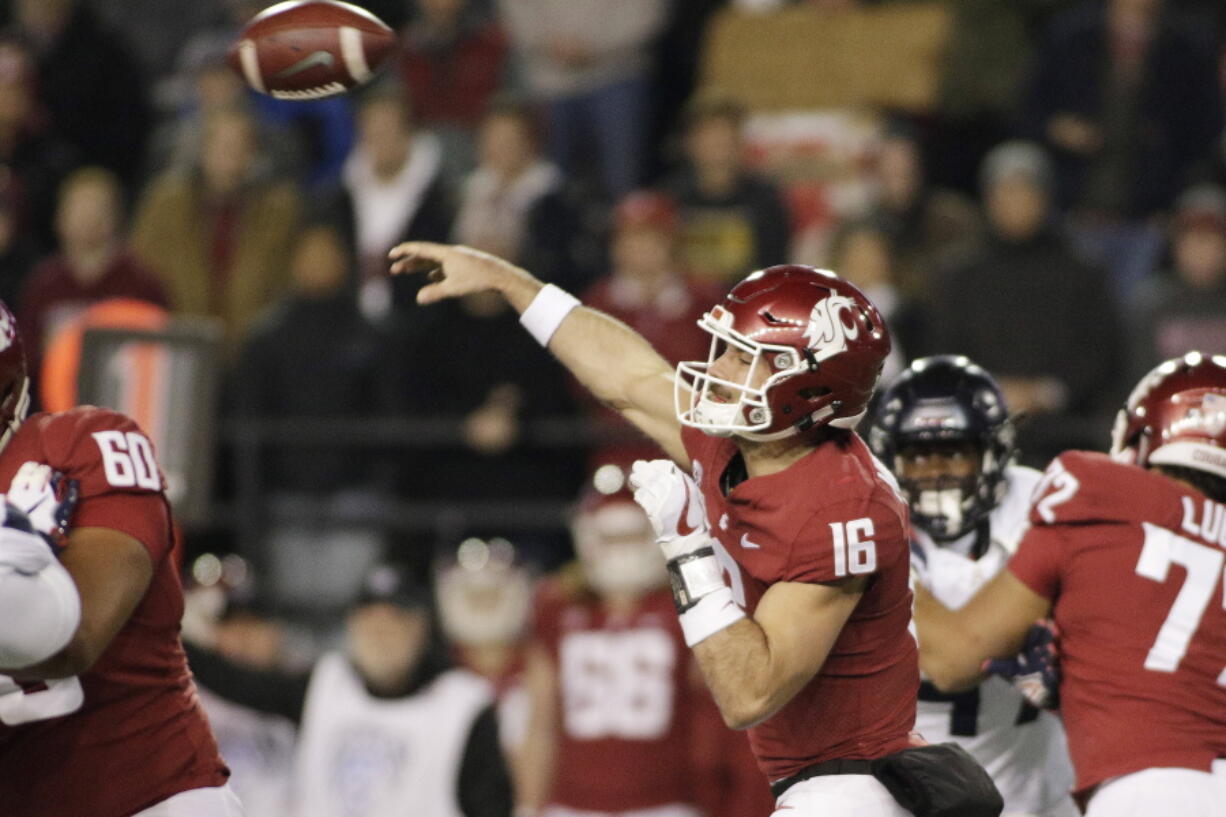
519, 284, 580, 347
663, 537, 745, 646
679, 585, 745, 647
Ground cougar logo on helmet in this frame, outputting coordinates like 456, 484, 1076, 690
803, 293, 860, 362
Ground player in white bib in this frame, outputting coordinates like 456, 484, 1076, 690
869, 356, 1077, 817
185, 563, 512, 817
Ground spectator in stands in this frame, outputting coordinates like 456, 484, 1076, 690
1025, 0, 1223, 295
150, 37, 249, 175
1128, 183, 1226, 380
17, 167, 167, 388
435, 537, 534, 798
184, 562, 513, 817
581, 191, 723, 463
399, 0, 508, 179
382, 268, 582, 565
0, 38, 77, 254
827, 217, 925, 379
83, 0, 232, 84
182, 553, 297, 817
132, 106, 301, 349
664, 91, 791, 283
931, 141, 1122, 462
496, 0, 668, 200
385, 282, 582, 494
453, 101, 583, 288
0, 187, 38, 309
9, 0, 151, 189
234, 222, 385, 494
156, 33, 355, 189
866, 123, 981, 299
328, 84, 452, 320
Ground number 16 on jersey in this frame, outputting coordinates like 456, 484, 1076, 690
832, 519, 877, 577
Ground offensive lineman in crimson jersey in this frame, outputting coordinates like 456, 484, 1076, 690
915, 352, 1226, 817
389, 243, 920, 816
0, 302, 237, 817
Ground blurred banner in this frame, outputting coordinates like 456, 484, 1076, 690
702, 2, 951, 112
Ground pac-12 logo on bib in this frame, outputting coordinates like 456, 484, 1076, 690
803, 293, 860, 362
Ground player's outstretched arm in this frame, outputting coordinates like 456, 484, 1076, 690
913, 571, 1050, 693
7, 528, 153, 680
389, 242, 687, 465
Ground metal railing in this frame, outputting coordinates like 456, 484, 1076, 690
218, 410, 1114, 552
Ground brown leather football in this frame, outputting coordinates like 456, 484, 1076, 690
228, 0, 395, 100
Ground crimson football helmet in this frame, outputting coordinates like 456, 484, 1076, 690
1111, 351, 1226, 480
0, 301, 29, 451
676, 265, 891, 441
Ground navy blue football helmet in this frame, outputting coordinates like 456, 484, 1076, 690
868, 355, 1016, 541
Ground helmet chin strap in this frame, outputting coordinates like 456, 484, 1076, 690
733, 405, 864, 443
735, 423, 799, 443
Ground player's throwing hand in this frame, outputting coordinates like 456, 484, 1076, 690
387, 242, 538, 306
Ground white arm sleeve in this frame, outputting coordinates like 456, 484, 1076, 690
0, 558, 80, 669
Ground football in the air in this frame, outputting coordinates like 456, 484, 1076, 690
228, 0, 395, 100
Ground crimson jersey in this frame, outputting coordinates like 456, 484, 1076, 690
533, 576, 699, 811
682, 427, 918, 782
1009, 451, 1226, 796
0, 408, 227, 817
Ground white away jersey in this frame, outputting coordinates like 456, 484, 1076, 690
911, 466, 1077, 816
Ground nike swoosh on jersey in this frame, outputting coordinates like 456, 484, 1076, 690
740, 533, 761, 549
274, 50, 336, 80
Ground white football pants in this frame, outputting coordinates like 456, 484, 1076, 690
134, 784, 245, 817
770, 774, 914, 816
1086, 760, 1226, 817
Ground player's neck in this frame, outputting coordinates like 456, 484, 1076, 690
461, 644, 516, 680
601, 591, 645, 618
735, 435, 811, 479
